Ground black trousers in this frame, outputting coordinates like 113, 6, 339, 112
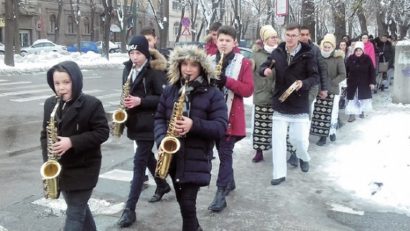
169, 165, 200, 231
126, 140, 167, 211
62, 189, 96, 231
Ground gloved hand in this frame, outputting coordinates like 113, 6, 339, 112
218, 73, 227, 86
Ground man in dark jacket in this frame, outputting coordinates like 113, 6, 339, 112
376, 34, 395, 90
41, 61, 110, 230
260, 24, 319, 185
117, 36, 171, 228
287, 26, 329, 167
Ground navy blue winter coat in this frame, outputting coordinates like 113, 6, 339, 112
154, 80, 227, 186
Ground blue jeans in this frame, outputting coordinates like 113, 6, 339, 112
126, 140, 167, 211
62, 189, 96, 231
215, 136, 237, 188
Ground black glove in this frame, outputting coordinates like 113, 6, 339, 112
218, 73, 227, 87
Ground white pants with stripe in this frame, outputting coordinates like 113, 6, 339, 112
271, 112, 311, 179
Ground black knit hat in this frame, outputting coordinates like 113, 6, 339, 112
128, 35, 150, 58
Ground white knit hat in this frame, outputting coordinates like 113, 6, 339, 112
320, 33, 336, 49
259, 25, 277, 42
353, 41, 364, 51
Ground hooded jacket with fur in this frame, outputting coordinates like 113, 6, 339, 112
154, 45, 228, 186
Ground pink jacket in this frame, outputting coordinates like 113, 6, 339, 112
364, 42, 376, 68
225, 58, 254, 137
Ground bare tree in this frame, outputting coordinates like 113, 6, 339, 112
70, 0, 82, 52
115, 0, 129, 53
102, 0, 113, 59
331, 0, 346, 42
175, 1, 186, 43
4, 0, 17, 66
89, 0, 97, 41
301, 0, 315, 41
54, 0, 64, 43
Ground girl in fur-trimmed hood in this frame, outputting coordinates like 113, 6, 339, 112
167, 45, 215, 85
154, 45, 227, 230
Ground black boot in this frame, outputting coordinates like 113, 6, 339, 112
148, 181, 171, 203
316, 136, 327, 146
208, 187, 227, 212
252, 149, 264, 162
117, 208, 136, 228
287, 153, 298, 167
225, 178, 236, 196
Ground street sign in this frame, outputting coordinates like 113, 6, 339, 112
276, 0, 289, 16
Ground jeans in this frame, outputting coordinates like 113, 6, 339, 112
215, 136, 237, 188
126, 140, 167, 211
62, 189, 96, 231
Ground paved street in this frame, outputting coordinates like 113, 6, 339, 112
1, 68, 410, 231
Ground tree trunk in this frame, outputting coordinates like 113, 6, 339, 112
332, 0, 346, 43
4, 0, 16, 66
301, 0, 315, 42
90, 0, 96, 41
356, 3, 367, 35
175, 6, 185, 43
375, 1, 387, 37
13, 0, 20, 52
102, 0, 113, 59
54, 0, 63, 43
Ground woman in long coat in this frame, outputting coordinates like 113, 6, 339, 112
345, 41, 376, 122
311, 34, 346, 146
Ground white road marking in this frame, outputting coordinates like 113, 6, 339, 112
99, 169, 156, 185
0, 81, 31, 86
10, 89, 102, 102
329, 203, 365, 215
0, 84, 47, 91
32, 198, 124, 216
0, 88, 51, 97
0, 225, 8, 231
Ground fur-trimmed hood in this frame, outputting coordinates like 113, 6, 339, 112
167, 45, 215, 85
149, 48, 167, 71
332, 49, 345, 58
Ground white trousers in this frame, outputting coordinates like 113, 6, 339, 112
271, 114, 311, 179
329, 94, 340, 136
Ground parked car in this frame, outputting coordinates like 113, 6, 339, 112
67, 41, 99, 53
20, 39, 67, 56
0, 42, 4, 55
239, 47, 253, 59
96, 41, 120, 53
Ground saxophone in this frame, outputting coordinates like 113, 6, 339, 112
112, 64, 135, 137
40, 96, 62, 199
214, 50, 225, 78
155, 77, 188, 179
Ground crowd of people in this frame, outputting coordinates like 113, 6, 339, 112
39, 22, 396, 231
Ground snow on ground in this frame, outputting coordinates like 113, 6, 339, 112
1, 52, 410, 215
0, 51, 128, 74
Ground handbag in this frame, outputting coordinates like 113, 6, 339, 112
378, 56, 388, 73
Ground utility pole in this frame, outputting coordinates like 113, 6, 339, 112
159, 0, 169, 48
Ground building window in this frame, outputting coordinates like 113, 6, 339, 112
67, 16, 74, 34
49, 14, 56, 33
83, 17, 90, 34
173, 22, 180, 36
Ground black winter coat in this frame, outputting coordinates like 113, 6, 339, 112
260, 42, 319, 114
122, 60, 167, 140
154, 81, 227, 186
345, 54, 376, 100
41, 95, 109, 191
